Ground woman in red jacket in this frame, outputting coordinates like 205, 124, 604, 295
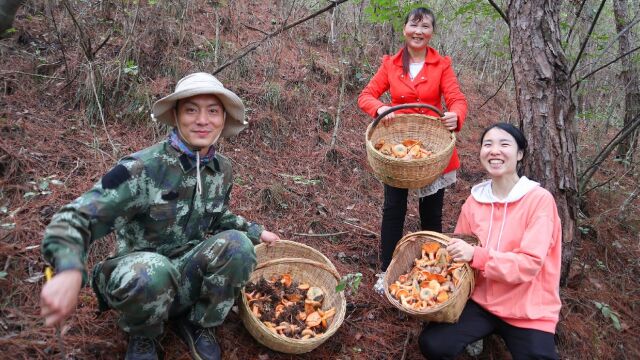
358, 7, 468, 293
419, 123, 561, 359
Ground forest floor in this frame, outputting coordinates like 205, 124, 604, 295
0, 1, 638, 359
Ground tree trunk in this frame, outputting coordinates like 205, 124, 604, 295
0, 0, 23, 33
507, 0, 579, 285
613, 0, 640, 160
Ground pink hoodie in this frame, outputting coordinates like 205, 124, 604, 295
455, 176, 562, 333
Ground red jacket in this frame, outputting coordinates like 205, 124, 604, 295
358, 47, 468, 173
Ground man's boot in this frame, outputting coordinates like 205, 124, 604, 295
125, 336, 158, 360
175, 318, 221, 360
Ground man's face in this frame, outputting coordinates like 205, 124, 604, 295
176, 94, 225, 153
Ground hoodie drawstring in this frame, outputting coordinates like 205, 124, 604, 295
496, 203, 508, 251
486, 201, 508, 251
486, 202, 495, 249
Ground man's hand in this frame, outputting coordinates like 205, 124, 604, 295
446, 238, 475, 263
441, 112, 458, 131
260, 230, 280, 246
40, 269, 82, 327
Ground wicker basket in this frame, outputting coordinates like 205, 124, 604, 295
383, 231, 476, 323
239, 241, 346, 354
365, 103, 456, 189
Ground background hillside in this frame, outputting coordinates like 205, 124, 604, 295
1, 1, 638, 359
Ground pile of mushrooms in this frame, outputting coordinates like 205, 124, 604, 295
244, 273, 336, 339
389, 242, 465, 311
374, 138, 433, 160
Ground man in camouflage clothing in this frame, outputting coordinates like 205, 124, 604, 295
40, 73, 280, 360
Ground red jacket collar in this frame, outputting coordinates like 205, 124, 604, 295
390, 46, 441, 67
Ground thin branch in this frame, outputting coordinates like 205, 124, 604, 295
486, 0, 509, 25
87, 62, 118, 158
569, 0, 608, 78
576, 12, 640, 72
46, 0, 69, 78
582, 165, 635, 196
0, 71, 65, 80
60, 0, 92, 61
400, 330, 412, 360
478, 66, 511, 109
292, 231, 348, 237
329, 69, 347, 149
342, 220, 377, 237
572, 44, 640, 87
579, 113, 640, 193
565, 0, 587, 44
213, 0, 350, 74
241, 23, 268, 35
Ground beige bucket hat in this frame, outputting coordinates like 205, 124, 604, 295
151, 72, 247, 138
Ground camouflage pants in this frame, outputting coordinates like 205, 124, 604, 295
92, 230, 256, 337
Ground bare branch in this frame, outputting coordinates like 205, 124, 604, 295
577, 12, 640, 71
565, 0, 587, 44
486, 0, 509, 25
569, 0, 608, 78
579, 113, 640, 193
242, 23, 268, 35
478, 65, 512, 109
572, 44, 640, 87
213, 0, 350, 75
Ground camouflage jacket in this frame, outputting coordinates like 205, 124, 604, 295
41, 140, 264, 279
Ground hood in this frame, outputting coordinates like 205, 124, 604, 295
471, 176, 539, 204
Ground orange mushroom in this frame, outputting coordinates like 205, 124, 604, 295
298, 283, 310, 291
402, 139, 421, 147
306, 311, 322, 328
389, 282, 400, 295
437, 291, 449, 303
280, 273, 292, 287
395, 289, 410, 299
422, 242, 441, 260
252, 304, 261, 318
286, 293, 302, 303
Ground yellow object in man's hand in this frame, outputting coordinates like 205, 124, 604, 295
45, 267, 54, 281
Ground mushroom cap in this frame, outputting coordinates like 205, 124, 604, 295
402, 138, 421, 147
422, 242, 441, 255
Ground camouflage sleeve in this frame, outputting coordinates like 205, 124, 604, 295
210, 184, 264, 245
41, 159, 146, 281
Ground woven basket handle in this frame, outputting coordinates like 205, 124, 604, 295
370, 103, 445, 131
255, 258, 342, 282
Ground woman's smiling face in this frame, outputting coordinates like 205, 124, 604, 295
480, 127, 524, 180
403, 14, 434, 51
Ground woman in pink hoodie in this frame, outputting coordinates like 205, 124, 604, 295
419, 123, 562, 359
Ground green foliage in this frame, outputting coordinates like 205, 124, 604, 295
364, 0, 422, 31
123, 59, 139, 76
594, 301, 622, 331
335, 272, 362, 295
318, 110, 333, 132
